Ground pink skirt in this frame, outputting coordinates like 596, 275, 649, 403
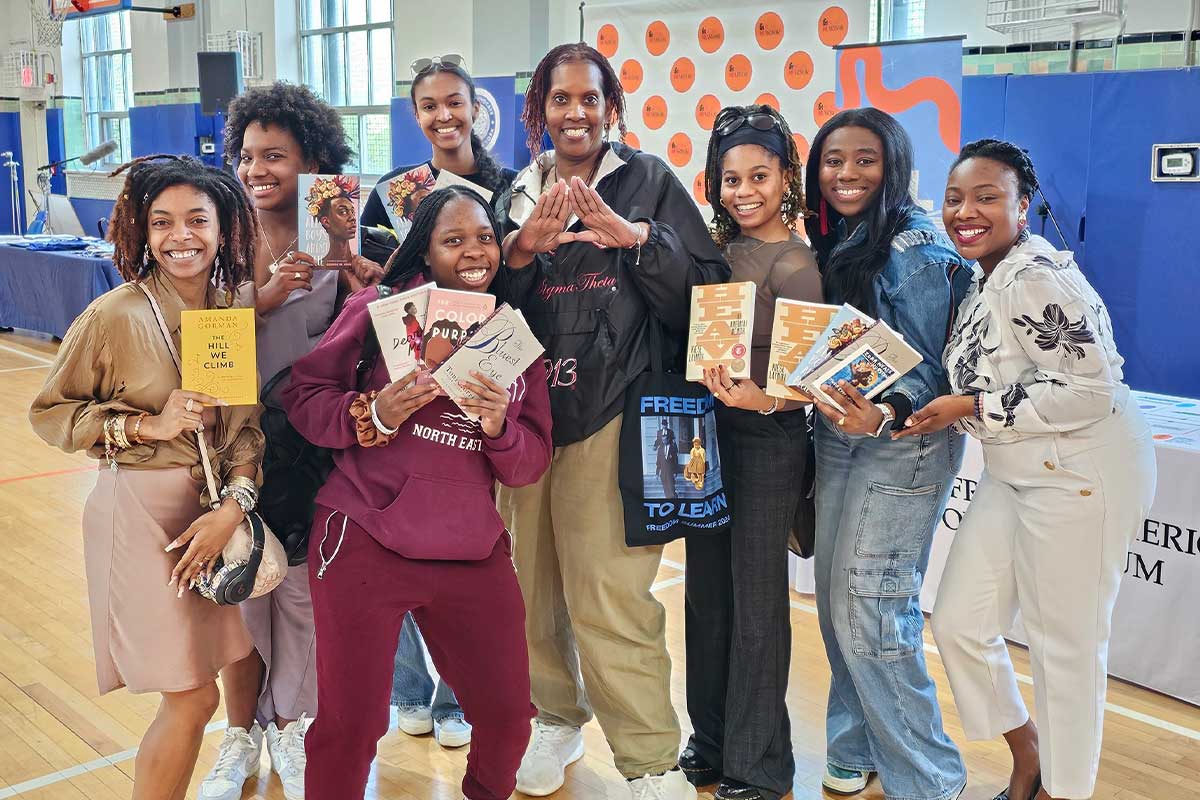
82, 466, 253, 694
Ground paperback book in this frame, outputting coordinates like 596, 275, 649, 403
432, 304, 546, 421
685, 281, 756, 382
367, 282, 436, 381
765, 300, 842, 401
421, 288, 497, 372
181, 307, 258, 406
784, 303, 873, 388
298, 174, 360, 269
375, 163, 436, 243
792, 321, 922, 412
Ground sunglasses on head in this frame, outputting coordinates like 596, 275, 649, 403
410, 54, 466, 77
714, 109, 781, 137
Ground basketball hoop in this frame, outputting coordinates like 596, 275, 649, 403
31, 0, 73, 48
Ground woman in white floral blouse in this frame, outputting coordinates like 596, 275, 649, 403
895, 139, 1157, 800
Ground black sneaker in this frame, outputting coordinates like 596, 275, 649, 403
714, 778, 765, 799
677, 746, 720, 787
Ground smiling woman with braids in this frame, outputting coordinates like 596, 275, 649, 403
29, 155, 262, 800
894, 140, 1157, 800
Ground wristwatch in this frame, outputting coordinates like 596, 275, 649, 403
867, 403, 895, 438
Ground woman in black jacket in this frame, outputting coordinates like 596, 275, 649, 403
494, 42, 729, 800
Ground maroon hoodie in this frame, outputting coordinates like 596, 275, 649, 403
283, 286, 553, 561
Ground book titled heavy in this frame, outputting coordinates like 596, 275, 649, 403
181, 307, 258, 406
685, 281, 756, 382
421, 288, 497, 372
793, 321, 922, 412
367, 282, 435, 381
765, 300, 841, 401
432, 304, 546, 421
298, 174, 360, 269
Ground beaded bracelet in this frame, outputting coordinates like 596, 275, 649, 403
973, 392, 985, 420
131, 412, 150, 445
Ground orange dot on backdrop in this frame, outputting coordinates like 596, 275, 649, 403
819, 6, 850, 47
670, 57, 696, 93
814, 91, 838, 126
755, 12, 785, 50
792, 133, 811, 163
668, 133, 694, 167
755, 93, 780, 110
693, 171, 709, 205
620, 59, 644, 94
643, 95, 668, 130
698, 16, 725, 54
597, 24, 619, 58
784, 50, 815, 90
624, 130, 642, 149
695, 94, 721, 130
646, 20, 671, 56
725, 54, 753, 92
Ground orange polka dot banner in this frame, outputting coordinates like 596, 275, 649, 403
589, 1, 869, 208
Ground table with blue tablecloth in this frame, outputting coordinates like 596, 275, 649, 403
0, 243, 123, 338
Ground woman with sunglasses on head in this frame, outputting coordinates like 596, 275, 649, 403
679, 104, 820, 800
805, 108, 972, 800
30, 155, 262, 800
895, 140, 1156, 800
284, 186, 552, 800
493, 42, 729, 800
198, 81, 381, 800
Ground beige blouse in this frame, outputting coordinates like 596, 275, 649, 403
29, 269, 264, 484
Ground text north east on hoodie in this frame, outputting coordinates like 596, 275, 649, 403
283, 287, 553, 561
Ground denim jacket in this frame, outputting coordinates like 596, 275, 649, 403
829, 209, 972, 412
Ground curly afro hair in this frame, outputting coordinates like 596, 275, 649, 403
223, 81, 354, 173
953, 138, 1041, 200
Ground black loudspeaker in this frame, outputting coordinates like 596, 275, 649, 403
198, 52, 244, 115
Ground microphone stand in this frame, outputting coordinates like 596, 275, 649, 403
2, 151, 21, 236
579, 1, 586, 42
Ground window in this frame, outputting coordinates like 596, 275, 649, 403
79, 11, 132, 166
869, 0, 927, 41
299, 0, 394, 177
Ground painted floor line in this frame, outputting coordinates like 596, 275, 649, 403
0, 343, 54, 365
0, 466, 96, 485
0, 364, 48, 374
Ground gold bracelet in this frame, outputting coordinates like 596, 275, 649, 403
112, 413, 132, 450
225, 475, 258, 496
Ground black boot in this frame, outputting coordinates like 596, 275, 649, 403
677, 746, 720, 787
715, 778, 766, 799
993, 773, 1042, 800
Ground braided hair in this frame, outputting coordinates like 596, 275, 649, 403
223, 81, 353, 174
952, 138, 1040, 200
410, 62, 507, 195
107, 154, 255, 287
355, 186, 505, 380
522, 43, 627, 156
703, 104, 810, 248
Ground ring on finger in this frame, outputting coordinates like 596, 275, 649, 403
838, 416, 847, 426
185, 398, 194, 412
293, 272, 301, 280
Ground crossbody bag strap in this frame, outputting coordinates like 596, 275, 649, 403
135, 281, 223, 509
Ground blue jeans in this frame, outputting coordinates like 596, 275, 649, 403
813, 415, 966, 800
391, 613, 463, 721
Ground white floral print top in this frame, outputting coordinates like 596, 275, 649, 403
944, 233, 1127, 443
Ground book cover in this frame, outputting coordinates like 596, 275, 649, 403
785, 303, 873, 388
432, 304, 546, 421
433, 169, 494, 202
765, 300, 842, 401
421, 288, 497, 372
298, 174, 360, 269
685, 281, 756, 382
181, 307, 258, 406
795, 322, 922, 411
367, 282, 435, 381
377, 163, 437, 243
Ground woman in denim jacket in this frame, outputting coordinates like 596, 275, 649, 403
804, 108, 972, 800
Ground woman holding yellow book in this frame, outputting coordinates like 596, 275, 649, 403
681, 104, 822, 800
29, 155, 262, 800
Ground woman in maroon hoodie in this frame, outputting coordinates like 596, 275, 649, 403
283, 186, 553, 800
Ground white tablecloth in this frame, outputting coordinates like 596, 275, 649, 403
791, 390, 1200, 705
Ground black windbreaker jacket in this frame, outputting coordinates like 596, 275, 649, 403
495, 142, 730, 447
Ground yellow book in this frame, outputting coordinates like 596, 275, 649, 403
766, 300, 841, 401
181, 307, 258, 406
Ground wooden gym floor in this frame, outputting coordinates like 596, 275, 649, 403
0, 329, 1197, 799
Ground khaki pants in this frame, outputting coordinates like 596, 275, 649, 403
498, 414, 681, 778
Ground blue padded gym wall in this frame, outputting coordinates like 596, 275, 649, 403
0, 107, 25, 235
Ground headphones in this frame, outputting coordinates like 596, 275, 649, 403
193, 511, 267, 605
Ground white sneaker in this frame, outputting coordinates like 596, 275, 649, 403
514, 721, 585, 796
198, 725, 263, 800
265, 714, 309, 800
628, 769, 698, 800
395, 704, 434, 736
434, 716, 473, 748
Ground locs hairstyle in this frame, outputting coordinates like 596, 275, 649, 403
355, 186, 505, 380
107, 154, 256, 286
223, 81, 354, 174
703, 104, 810, 248
409, 60, 507, 193
521, 42, 627, 156
951, 138, 1041, 200
803, 108, 916, 315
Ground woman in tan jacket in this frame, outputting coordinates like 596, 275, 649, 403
30, 155, 263, 800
